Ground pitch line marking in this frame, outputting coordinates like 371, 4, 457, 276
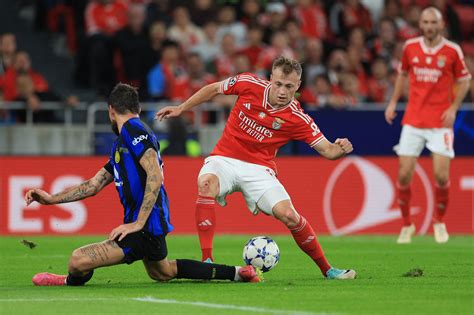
0, 296, 338, 315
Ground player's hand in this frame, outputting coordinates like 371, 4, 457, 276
25, 189, 54, 206
384, 102, 397, 125
109, 222, 142, 242
441, 106, 457, 128
335, 138, 353, 155
155, 106, 183, 121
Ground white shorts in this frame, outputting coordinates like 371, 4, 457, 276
394, 125, 455, 158
198, 156, 291, 215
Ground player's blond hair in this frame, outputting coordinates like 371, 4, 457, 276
272, 56, 302, 77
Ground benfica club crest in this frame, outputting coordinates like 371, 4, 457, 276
272, 117, 285, 130
437, 55, 446, 68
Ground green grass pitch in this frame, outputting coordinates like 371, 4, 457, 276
1, 235, 473, 315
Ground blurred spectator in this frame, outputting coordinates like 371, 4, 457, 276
191, 21, 220, 65
347, 45, 369, 97
262, 2, 287, 44
78, 0, 129, 96
1, 51, 49, 101
239, 0, 263, 26
145, 0, 172, 28
215, 33, 238, 79
302, 38, 326, 86
238, 25, 265, 71
293, 0, 328, 40
216, 5, 247, 48
347, 27, 372, 67
327, 49, 350, 86
167, 6, 205, 53
361, 0, 384, 22
381, 0, 406, 30
187, 53, 216, 95
334, 0, 373, 39
285, 19, 306, 60
191, 0, 217, 27
337, 73, 364, 107
463, 55, 474, 102
300, 74, 338, 109
148, 21, 168, 63
147, 41, 188, 101
371, 18, 397, 61
398, 4, 421, 40
256, 31, 295, 75
114, 4, 153, 91
234, 54, 252, 74
0, 33, 17, 76
367, 58, 393, 103
431, 0, 462, 41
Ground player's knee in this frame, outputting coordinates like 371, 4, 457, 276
148, 269, 174, 282
68, 249, 87, 273
434, 173, 449, 187
276, 208, 299, 228
198, 176, 217, 197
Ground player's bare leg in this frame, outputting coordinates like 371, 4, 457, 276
396, 156, 418, 244
272, 200, 355, 279
432, 153, 451, 243
32, 240, 125, 286
143, 257, 261, 282
196, 174, 220, 262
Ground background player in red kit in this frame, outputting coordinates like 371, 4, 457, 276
157, 57, 356, 280
385, 7, 471, 244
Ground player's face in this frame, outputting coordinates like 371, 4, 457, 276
419, 10, 444, 41
108, 105, 119, 136
269, 68, 301, 107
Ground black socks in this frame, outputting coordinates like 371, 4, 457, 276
66, 270, 94, 286
176, 259, 235, 281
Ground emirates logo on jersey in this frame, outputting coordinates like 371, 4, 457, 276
272, 117, 285, 130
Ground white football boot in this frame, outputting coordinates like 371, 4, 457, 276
433, 222, 449, 243
397, 224, 416, 244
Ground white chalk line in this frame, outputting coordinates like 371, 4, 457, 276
0, 296, 338, 315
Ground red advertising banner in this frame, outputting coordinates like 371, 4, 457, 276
0, 156, 472, 235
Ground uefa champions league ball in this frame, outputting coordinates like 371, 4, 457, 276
243, 236, 280, 272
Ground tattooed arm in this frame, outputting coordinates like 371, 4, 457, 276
109, 148, 162, 241
25, 168, 113, 206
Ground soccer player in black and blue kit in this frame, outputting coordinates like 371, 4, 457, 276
25, 83, 260, 286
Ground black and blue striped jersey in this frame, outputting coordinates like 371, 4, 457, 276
104, 117, 173, 236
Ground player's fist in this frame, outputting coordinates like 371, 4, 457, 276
441, 106, 456, 128
384, 102, 397, 125
335, 138, 353, 154
155, 106, 183, 121
25, 189, 54, 206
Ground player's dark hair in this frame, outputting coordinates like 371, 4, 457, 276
272, 56, 302, 77
108, 83, 140, 114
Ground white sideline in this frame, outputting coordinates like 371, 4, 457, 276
0, 296, 337, 315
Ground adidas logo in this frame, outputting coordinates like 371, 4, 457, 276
243, 103, 251, 110
302, 235, 315, 244
412, 56, 419, 63
198, 219, 213, 226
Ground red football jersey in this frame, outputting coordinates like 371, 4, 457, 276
211, 73, 325, 172
398, 36, 471, 128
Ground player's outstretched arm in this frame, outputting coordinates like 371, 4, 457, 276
313, 138, 353, 160
24, 167, 113, 206
385, 72, 407, 125
155, 82, 221, 121
109, 148, 163, 241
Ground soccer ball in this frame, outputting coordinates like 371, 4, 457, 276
243, 236, 280, 272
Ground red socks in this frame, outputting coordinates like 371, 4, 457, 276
434, 182, 449, 223
290, 216, 331, 276
195, 195, 216, 262
397, 183, 412, 226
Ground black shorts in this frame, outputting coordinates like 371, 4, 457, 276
115, 230, 168, 264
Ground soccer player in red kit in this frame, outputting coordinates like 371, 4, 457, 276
385, 7, 471, 244
157, 57, 356, 280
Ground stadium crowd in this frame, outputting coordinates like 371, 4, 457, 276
0, 0, 473, 122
